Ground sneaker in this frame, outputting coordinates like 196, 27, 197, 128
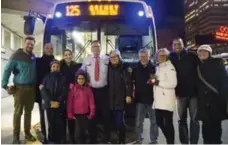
25, 133, 36, 141
149, 140, 158, 144
135, 140, 142, 144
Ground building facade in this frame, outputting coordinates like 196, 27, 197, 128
184, 0, 228, 53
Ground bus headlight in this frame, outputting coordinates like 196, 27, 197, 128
55, 12, 62, 18
138, 11, 144, 17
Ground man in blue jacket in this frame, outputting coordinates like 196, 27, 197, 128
2, 36, 37, 144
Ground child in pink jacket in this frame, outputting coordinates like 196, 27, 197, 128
67, 69, 95, 143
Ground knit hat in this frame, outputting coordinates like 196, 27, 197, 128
197, 45, 212, 55
50, 59, 60, 67
75, 69, 90, 84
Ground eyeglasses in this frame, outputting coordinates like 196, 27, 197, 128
110, 55, 118, 59
77, 77, 85, 80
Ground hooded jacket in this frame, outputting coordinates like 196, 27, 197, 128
40, 72, 68, 110
153, 60, 177, 111
67, 70, 95, 119
67, 84, 95, 119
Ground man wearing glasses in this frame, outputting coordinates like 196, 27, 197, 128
81, 40, 110, 143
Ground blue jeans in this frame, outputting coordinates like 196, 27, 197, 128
136, 103, 158, 142
177, 97, 199, 144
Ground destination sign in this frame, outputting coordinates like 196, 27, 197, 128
66, 4, 119, 16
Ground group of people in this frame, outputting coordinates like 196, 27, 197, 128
2, 36, 228, 144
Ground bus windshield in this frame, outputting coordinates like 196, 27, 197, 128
43, 1, 156, 63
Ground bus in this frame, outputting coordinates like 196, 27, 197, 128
24, 0, 157, 143
24, 0, 157, 64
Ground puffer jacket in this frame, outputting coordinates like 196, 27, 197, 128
40, 72, 68, 110
67, 84, 95, 119
153, 60, 177, 111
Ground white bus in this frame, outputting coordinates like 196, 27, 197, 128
24, 0, 157, 142
24, 0, 157, 65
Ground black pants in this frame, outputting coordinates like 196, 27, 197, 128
67, 119, 75, 143
38, 102, 47, 143
155, 109, 175, 144
90, 86, 110, 143
44, 108, 66, 144
202, 120, 222, 144
74, 114, 88, 144
111, 110, 125, 143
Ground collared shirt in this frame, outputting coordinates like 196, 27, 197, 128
81, 55, 109, 88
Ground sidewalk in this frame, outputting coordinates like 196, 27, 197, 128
1, 96, 40, 144
1, 96, 228, 144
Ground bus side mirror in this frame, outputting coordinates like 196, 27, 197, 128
24, 16, 36, 35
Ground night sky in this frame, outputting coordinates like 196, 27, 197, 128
144, 0, 184, 28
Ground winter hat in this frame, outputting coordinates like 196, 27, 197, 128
197, 45, 212, 55
75, 69, 90, 84
50, 59, 60, 67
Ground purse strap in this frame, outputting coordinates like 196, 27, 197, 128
197, 65, 219, 95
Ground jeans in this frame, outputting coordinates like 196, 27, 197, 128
176, 97, 200, 144
136, 103, 158, 142
155, 109, 174, 144
111, 110, 125, 143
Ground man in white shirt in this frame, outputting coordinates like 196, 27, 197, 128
81, 40, 110, 143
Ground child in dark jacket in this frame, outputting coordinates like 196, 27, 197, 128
39, 60, 68, 144
67, 69, 95, 144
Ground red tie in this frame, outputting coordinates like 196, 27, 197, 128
95, 56, 100, 81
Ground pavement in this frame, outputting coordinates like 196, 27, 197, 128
1, 96, 228, 144
1, 96, 40, 144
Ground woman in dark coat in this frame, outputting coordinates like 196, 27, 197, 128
107, 49, 133, 143
36, 43, 55, 143
196, 45, 228, 144
60, 49, 81, 143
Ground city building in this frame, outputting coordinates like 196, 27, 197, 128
184, 0, 228, 53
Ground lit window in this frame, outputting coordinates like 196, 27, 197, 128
199, 1, 208, 9
189, 1, 195, 7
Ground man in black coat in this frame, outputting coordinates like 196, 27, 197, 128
169, 38, 200, 144
132, 49, 158, 144
36, 43, 55, 143
196, 45, 228, 144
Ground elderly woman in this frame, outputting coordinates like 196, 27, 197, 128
107, 49, 133, 143
151, 48, 177, 144
196, 45, 228, 144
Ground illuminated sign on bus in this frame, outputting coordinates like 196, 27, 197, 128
215, 26, 228, 41
66, 4, 120, 16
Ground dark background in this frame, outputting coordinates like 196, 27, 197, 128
144, 0, 184, 28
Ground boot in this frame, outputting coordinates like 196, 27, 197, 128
118, 126, 126, 144
12, 136, 20, 144
25, 133, 36, 141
